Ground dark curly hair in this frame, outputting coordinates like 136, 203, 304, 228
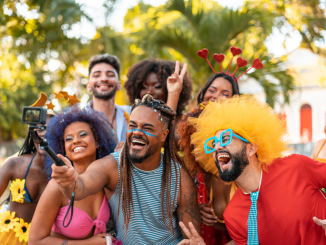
179, 71, 241, 177
197, 72, 240, 104
177, 106, 205, 177
43, 106, 117, 178
124, 59, 193, 115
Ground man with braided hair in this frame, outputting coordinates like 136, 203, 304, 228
51, 94, 201, 244
180, 95, 326, 245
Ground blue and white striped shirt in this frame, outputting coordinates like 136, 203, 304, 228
109, 151, 183, 244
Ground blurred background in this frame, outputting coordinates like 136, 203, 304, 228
0, 0, 326, 163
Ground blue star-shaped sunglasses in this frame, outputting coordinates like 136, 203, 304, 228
204, 128, 249, 154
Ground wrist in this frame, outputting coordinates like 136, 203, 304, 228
168, 92, 181, 100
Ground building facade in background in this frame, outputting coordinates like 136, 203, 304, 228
240, 48, 326, 149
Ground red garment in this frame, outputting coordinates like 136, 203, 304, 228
196, 173, 231, 245
224, 154, 326, 245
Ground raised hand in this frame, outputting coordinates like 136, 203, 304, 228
51, 154, 78, 188
177, 221, 206, 245
167, 60, 187, 96
199, 200, 218, 226
313, 216, 326, 236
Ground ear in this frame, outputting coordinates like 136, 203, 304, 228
161, 129, 169, 144
86, 81, 92, 92
117, 81, 122, 91
247, 143, 258, 157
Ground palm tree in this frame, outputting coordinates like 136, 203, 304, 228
133, 0, 295, 107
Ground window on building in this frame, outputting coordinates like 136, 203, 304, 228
300, 104, 312, 142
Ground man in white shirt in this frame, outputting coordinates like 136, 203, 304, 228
87, 54, 131, 143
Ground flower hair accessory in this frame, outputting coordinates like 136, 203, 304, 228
197, 47, 264, 83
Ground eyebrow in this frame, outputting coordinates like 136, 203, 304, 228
209, 86, 231, 93
129, 120, 154, 128
65, 130, 88, 138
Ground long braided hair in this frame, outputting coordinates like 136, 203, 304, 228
118, 94, 184, 236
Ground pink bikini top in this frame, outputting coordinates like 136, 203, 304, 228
52, 195, 110, 239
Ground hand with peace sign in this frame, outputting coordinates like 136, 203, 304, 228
177, 221, 206, 245
166, 61, 188, 112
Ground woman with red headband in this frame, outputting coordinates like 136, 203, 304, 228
176, 47, 263, 245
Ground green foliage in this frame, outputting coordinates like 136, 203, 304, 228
127, 0, 296, 107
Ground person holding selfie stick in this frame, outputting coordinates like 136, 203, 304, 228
29, 106, 118, 245
51, 95, 201, 244
0, 94, 53, 245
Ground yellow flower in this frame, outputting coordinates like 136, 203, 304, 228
0, 211, 19, 232
14, 218, 30, 242
9, 179, 26, 203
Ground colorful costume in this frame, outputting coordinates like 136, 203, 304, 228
188, 96, 326, 244
0, 155, 36, 244
224, 154, 326, 245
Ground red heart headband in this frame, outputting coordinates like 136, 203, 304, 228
197, 47, 264, 83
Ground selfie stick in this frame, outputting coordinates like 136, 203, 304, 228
29, 125, 66, 166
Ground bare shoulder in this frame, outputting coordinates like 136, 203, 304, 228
1, 155, 30, 175
312, 138, 326, 158
88, 154, 119, 173
314, 138, 326, 150
180, 167, 194, 186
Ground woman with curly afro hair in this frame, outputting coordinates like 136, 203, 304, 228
124, 59, 192, 115
124, 59, 192, 147
177, 72, 240, 245
29, 106, 118, 245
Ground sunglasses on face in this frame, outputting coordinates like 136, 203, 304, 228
204, 128, 249, 154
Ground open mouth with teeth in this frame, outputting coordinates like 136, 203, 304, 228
96, 83, 114, 90
131, 138, 147, 150
73, 146, 87, 153
217, 153, 231, 170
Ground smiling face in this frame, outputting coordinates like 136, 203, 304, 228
87, 63, 121, 100
203, 77, 233, 103
63, 121, 97, 163
126, 106, 168, 164
139, 72, 167, 102
212, 129, 249, 182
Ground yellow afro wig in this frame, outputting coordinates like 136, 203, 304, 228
189, 95, 290, 176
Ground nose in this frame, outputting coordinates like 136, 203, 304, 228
72, 136, 81, 144
146, 87, 154, 96
132, 129, 145, 137
214, 141, 223, 151
100, 73, 109, 82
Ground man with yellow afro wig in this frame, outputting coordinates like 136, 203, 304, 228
179, 95, 326, 245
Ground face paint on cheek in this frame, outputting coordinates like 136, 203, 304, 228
127, 129, 157, 137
